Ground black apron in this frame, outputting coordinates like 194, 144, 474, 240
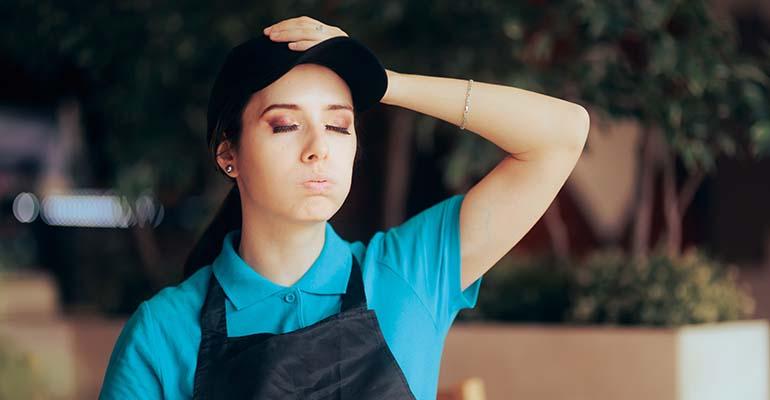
192, 253, 418, 399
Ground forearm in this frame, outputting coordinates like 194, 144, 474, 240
380, 69, 589, 158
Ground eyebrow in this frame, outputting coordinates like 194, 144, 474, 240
259, 103, 354, 117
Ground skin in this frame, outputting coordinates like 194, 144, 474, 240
223, 15, 590, 290
215, 63, 357, 287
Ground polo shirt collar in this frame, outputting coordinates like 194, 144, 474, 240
212, 222, 352, 310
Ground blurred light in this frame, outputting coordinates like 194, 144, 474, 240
135, 194, 155, 228
42, 193, 129, 228
153, 203, 164, 228
18, 189, 164, 228
13, 192, 40, 223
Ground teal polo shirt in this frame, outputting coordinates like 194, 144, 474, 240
100, 193, 482, 400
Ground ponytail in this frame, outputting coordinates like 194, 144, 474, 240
182, 184, 242, 279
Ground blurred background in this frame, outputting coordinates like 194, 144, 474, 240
1, 0, 769, 399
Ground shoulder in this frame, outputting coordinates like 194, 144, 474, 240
117, 266, 211, 352
101, 267, 212, 399
143, 266, 212, 332
348, 194, 477, 328
362, 194, 465, 268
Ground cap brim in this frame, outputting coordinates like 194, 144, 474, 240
289, 36, 388, 113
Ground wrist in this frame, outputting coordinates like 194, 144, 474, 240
380, 69, 401, 105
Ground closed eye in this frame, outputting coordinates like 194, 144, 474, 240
326, 125, 352, 135
272, 124, 351, 135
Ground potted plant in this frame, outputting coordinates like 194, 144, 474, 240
439, 247, 766, 400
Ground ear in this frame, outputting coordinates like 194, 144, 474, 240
215, 137, 238, 177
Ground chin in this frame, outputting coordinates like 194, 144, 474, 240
295, 195, 342, 221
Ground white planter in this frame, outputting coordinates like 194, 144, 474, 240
0, 271, 126, 399
439, 320, 769, 400
0, 270, 60, 318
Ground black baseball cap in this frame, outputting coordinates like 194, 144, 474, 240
206, 34, 388, 144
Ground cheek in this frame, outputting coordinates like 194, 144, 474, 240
339, 143, 357, 189
237, 136, 290, 180
342, 134, 357, 158
328, 138, 356, 173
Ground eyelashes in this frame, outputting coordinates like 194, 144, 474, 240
272, 124, 351, 135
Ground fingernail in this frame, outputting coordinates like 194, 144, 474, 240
263, 26, 272, 34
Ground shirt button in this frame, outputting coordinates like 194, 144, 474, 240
283, 292, 296, 303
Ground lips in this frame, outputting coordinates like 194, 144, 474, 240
303, 174, 333, 184
301, 174, 334, 192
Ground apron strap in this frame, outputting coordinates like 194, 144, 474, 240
200, 272, 228, 335
193, 273, 227, 399
341, 252, 367, 311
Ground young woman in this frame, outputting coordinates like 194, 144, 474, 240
100, 15, 589, 400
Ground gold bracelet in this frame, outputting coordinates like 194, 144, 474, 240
459, 79, 473, 130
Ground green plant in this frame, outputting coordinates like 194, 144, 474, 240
0, 336, 49, 400
568, 246, 756, 326
471, 246, 755, 327
465, 253, 573, 323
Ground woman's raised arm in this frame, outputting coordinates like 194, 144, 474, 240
381, 70, 589, 290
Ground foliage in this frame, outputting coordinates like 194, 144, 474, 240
567, 0, 770, 170
2, 0, 766, 203
1, 0, 767, 310
3, 0, 762, 194
471, 246, 755, 327
569, 246, 756, 326
465, 253, 573, 323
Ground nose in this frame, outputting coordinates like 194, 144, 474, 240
301, 123, 329, 163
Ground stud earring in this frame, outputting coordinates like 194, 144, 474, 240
225, 165, 233, 174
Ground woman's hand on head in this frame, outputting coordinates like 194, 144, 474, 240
263, 16, 349, 51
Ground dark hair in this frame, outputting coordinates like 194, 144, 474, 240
182, 89, 365, 279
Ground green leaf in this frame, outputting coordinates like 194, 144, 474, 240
650, 33, 677, 75
749, 121, 770, 157
639, 0, 669, 31
685, 61, 707, 97
733, 64, 770, 85
502, 18, 523, 41
741, 82, 765, 112
716, 136, 736, 156
587, 6, 609, 38
667, 102, 682, 129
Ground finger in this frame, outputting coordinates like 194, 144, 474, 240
265, 21, 315, 35
268, 16, 305, 29
287, 40, 318, 51
298, 16, 322, 25
265, 16, 319, 34
269, 28, 326, 42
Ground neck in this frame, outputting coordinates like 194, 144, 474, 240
237, 204, 326, 288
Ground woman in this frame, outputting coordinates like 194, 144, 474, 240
100, 15, 589, 400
